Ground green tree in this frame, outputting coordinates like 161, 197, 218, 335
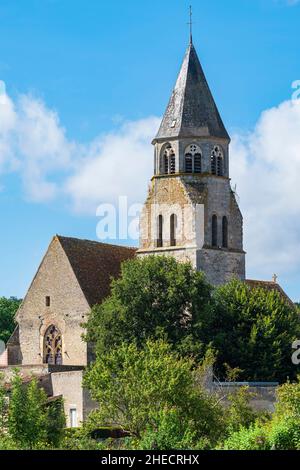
84, 340, 224, 447
0, 373, 8, 433
8, 373, 47, 448
220, 377, 300, 450
137, 407, 210, 450
211, 280, 300, 382
8, 372, 65, 449
85, 256, 213, 360
0, 297, 21, 344
46, 398, 66, 448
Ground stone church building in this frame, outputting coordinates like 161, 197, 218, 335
0, 39, 293, 426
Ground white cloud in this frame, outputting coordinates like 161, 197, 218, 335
0, 90, 73, 201
1, 85, 300, 281
65, 117, 160, 213
0, 86, 159, 207
230, 99, 300, 278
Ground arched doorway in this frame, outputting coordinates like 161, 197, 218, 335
43, 325, 62, 365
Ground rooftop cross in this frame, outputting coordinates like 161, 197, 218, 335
187, 5, 193, 44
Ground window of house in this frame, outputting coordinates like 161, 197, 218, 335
45, 296, 50, 307
70, 408, 77, 428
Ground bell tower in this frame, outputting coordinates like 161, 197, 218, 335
138, 39, 246, 286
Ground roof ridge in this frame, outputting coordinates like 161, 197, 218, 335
56, 235, 137, 251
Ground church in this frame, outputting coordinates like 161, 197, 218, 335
0, 38, 293, 426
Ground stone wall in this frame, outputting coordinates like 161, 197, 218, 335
51, 370, 84, 427
16, 237, 90, 366
197, 249, 245, 286
212, 382, 278, 413
138, 173, 245, 285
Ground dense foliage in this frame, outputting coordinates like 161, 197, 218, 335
221, 378, 300, 450
211, 280, 300, 382
86, 257, 300, 382
84, 340, 224, 447
0, 372, 65, 449
86, 256, 213, 361
0, 297, 21, 344
0, 257, 299, 450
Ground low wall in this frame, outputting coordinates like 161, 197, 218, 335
212, 382, 278, 413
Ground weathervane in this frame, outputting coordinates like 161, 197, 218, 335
187, 5, 193, 44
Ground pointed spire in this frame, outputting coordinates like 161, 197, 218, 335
154, 42, 230, 142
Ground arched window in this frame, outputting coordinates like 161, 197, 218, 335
212, 215, 218, 247
162, 144, 175, 175
43, 325, 62, 365
157, 215, 163, 248
222, 216, 228, 248
185, 144, 202, 174
211, 146, 224, 176
170, 214, 177, 247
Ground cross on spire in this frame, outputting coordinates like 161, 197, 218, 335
187, 5, 193, 44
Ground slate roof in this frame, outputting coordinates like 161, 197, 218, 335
155, 42, 230, 142
245, 279, 295, 308
57, 236, 136, 307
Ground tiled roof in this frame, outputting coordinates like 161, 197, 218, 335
245, 279, 295, 308
57, 236, 137, 307
155, 42, 230, 142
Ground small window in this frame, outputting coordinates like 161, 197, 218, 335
222, 216, 228, 248
194, 153, 202, 173
161, 144, 175, 175
170, 214, 177, 247
70, 408, 77, 428
185, 153, 193, 173
46, 296, 50, 307
164, 154, 169, 174
170, 153, 176, 174
157, 215, 163, 248
212, 215, 218, 247
211, 146, 224, 176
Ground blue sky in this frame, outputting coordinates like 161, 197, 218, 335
0, 0, 300, 300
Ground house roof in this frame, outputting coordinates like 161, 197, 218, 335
154, 42, 230, 142
245, 279, 295, 308
57, 236, 137, 307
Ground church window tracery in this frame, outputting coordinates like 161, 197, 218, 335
43, 325, 63, 365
